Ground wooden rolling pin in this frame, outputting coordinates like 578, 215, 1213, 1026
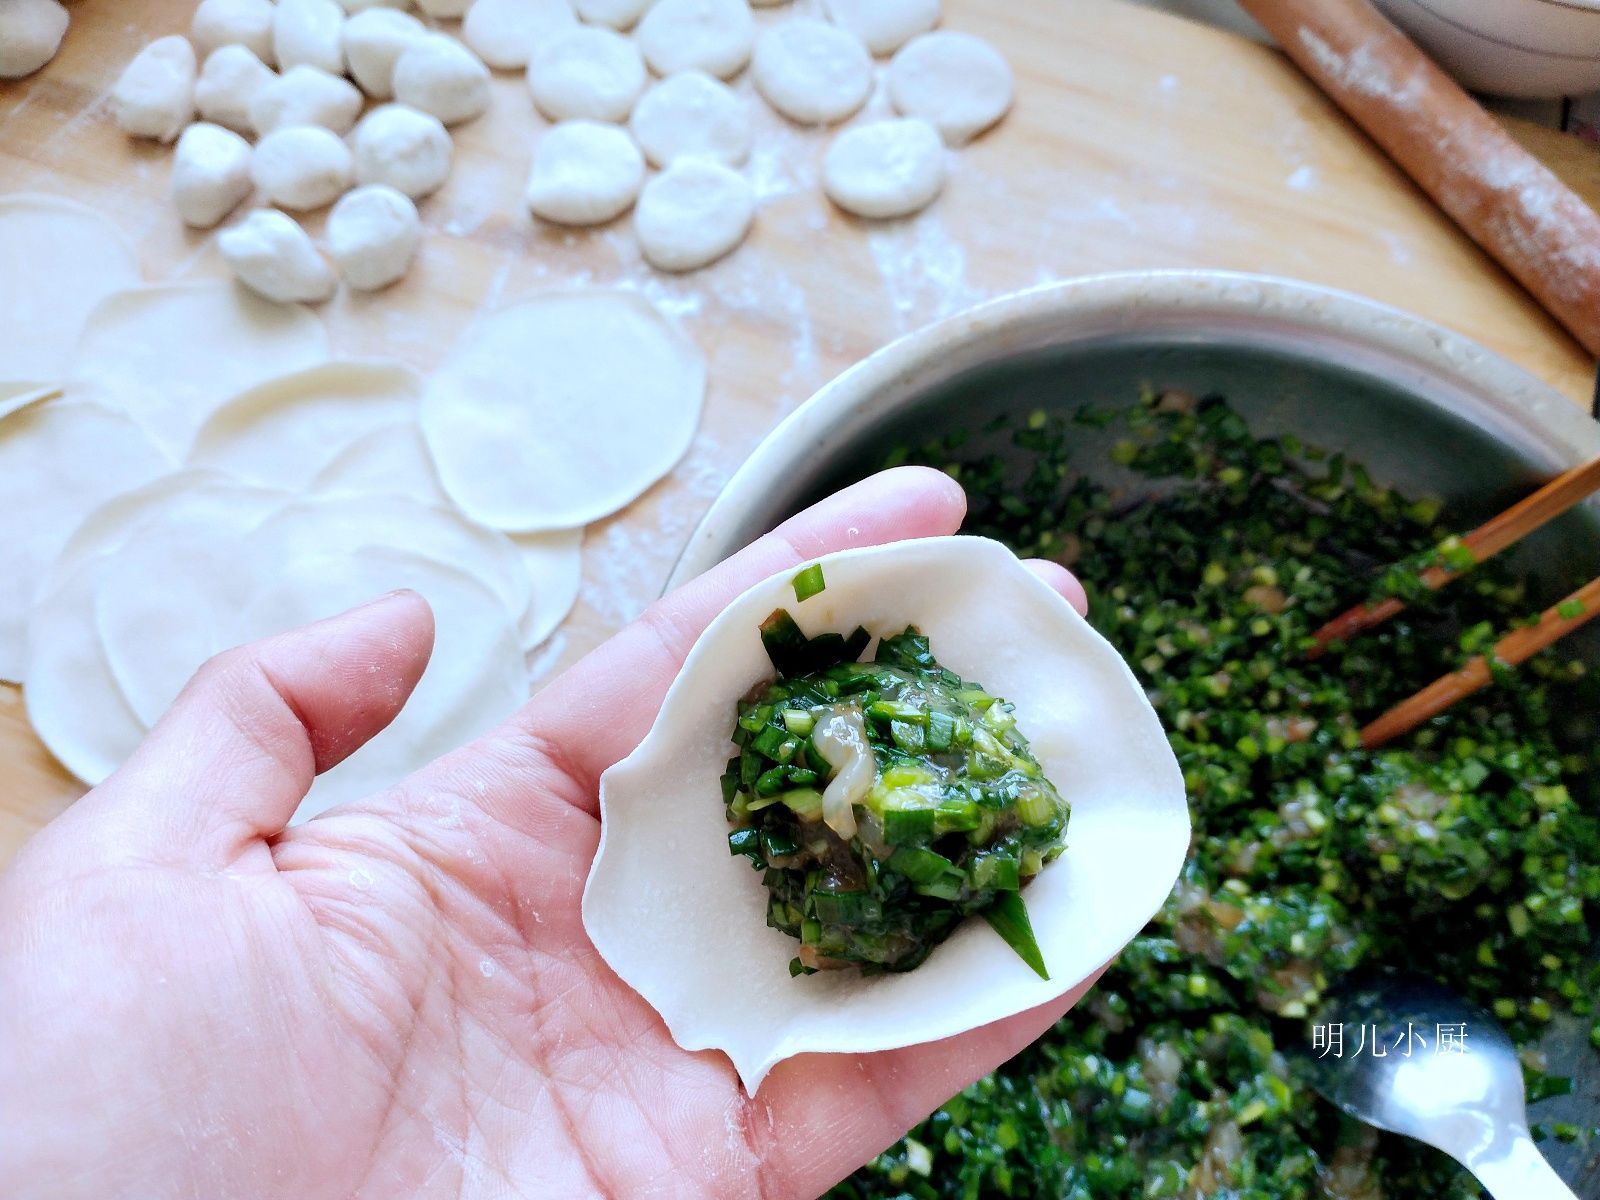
1235, 0, 1600, 358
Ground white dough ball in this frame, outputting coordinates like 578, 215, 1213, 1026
342, 7, 426, 99
393, 34, 491, 126
886, 30, 1012, 146
822, 116, 943, 218
526, 26, 645, 124
629, 71, 750, 168
462, 0, 575, 72
172, 122, 254, 229
218, 209, 337, 303
351, 103, 453, 198
249, 64, 363, 135
190, 0, 275, 63
327, 184, 420, 290
416, 0, 471, 16
195, 45, 277, 134
0, 0, 69, 80
634, 158, 753, 273
573, 0, 652, 30
274, 0, 345, 74
111, 35, 198, 142
251, 125, 356, 210
751, 18, 871, 126
635, 0, 754, 80
524, 120, 644, 227
821, 0, 937, 55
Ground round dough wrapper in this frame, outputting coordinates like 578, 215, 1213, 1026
634, 158, 754, 273
420, 290, 706, 532
187, 360, 423, 491
67, 281, 331, 458
235, 545, 528, 820
635, 0, 754, 80
462, 0, 575, 71
822, 116, 944, 219
886, 30, 1013, 146
821, 0, 937, 55
584, 536, 1190, 1092
751, 18, 871, 126
629, 71, 750, 169
524, 120, 645, 227
0, 195, 140, 392
0, 399, 176, 683
90, 479, 290, 727
526, 25, 645, 124
311, 422, 582, 649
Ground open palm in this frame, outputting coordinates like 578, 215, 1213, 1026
0, 469, 1096, 1200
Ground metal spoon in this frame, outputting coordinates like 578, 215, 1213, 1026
1301, 973, 1576, 1199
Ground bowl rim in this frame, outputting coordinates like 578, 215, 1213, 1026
669, 269, 1600, 587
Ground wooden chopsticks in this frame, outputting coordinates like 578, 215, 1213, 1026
1310, 455, 1600, 655
1329, 455, 1600, 749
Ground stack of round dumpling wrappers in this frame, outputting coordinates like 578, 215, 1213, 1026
0, 195, 705, 820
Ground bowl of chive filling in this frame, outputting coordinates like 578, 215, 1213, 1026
725, 575, 1069, 979
585, 534, 1189, 1092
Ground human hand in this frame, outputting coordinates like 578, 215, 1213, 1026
0, 467, 1096, 1200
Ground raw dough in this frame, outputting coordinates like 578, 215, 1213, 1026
251, 125, 355, 210
249, 64, 363, 134
462, 0, 575, 71
191, 0, 275, 63
751, 18, 871, 126
634, 158, 754, 272
822, 116, 943, 218
69, 280, 331, 455
524, 120, 644, 226
342, 7, 426, 99
308, 423, 579, 648
188, 360, 422, 491
351, 103, 453, 198
0, 400, 174, 682
584, 536, 1189, 1092
195, 45, 277, 134
327, 185, 422, 289
0, 195, 140, 393
274, 0, 346, 74
393, 33, 491, 126
172, 122, 254, 229
629, 71, 750, 168
420, 290, 706, 531
0, 0, 69, 80
526, 26, 646, 124
112, 35, 198, 142
821, 0, 937, 55
573, 0, 652, 30
219, 210, 339, 303
635, 0, 755, 80
886, 30, 1012, 146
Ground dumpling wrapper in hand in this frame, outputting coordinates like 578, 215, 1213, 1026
583, 535, 1190, 1092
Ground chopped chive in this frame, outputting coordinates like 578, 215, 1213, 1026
983, 891, 1048, 979
1557, 598, 1586, 620
792, 562, 827, 602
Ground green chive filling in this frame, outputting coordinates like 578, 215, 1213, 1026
724, 616, 1068, 977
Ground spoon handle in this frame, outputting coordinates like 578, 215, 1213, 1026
1470, 1131, 1577, 1200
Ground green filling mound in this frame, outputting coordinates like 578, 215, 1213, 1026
724, 619, 1068, 976
834, 392, 1600, 1200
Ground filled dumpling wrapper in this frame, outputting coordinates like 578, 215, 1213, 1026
584, 535, 1189, 1092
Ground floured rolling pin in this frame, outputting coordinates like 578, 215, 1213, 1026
1235, 0, 1600, 359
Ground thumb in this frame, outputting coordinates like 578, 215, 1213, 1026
78, 590, 435, 859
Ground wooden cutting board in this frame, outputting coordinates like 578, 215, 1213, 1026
2, 0, 1596, 860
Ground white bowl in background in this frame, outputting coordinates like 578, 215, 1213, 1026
1374, 0, 1600, 98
